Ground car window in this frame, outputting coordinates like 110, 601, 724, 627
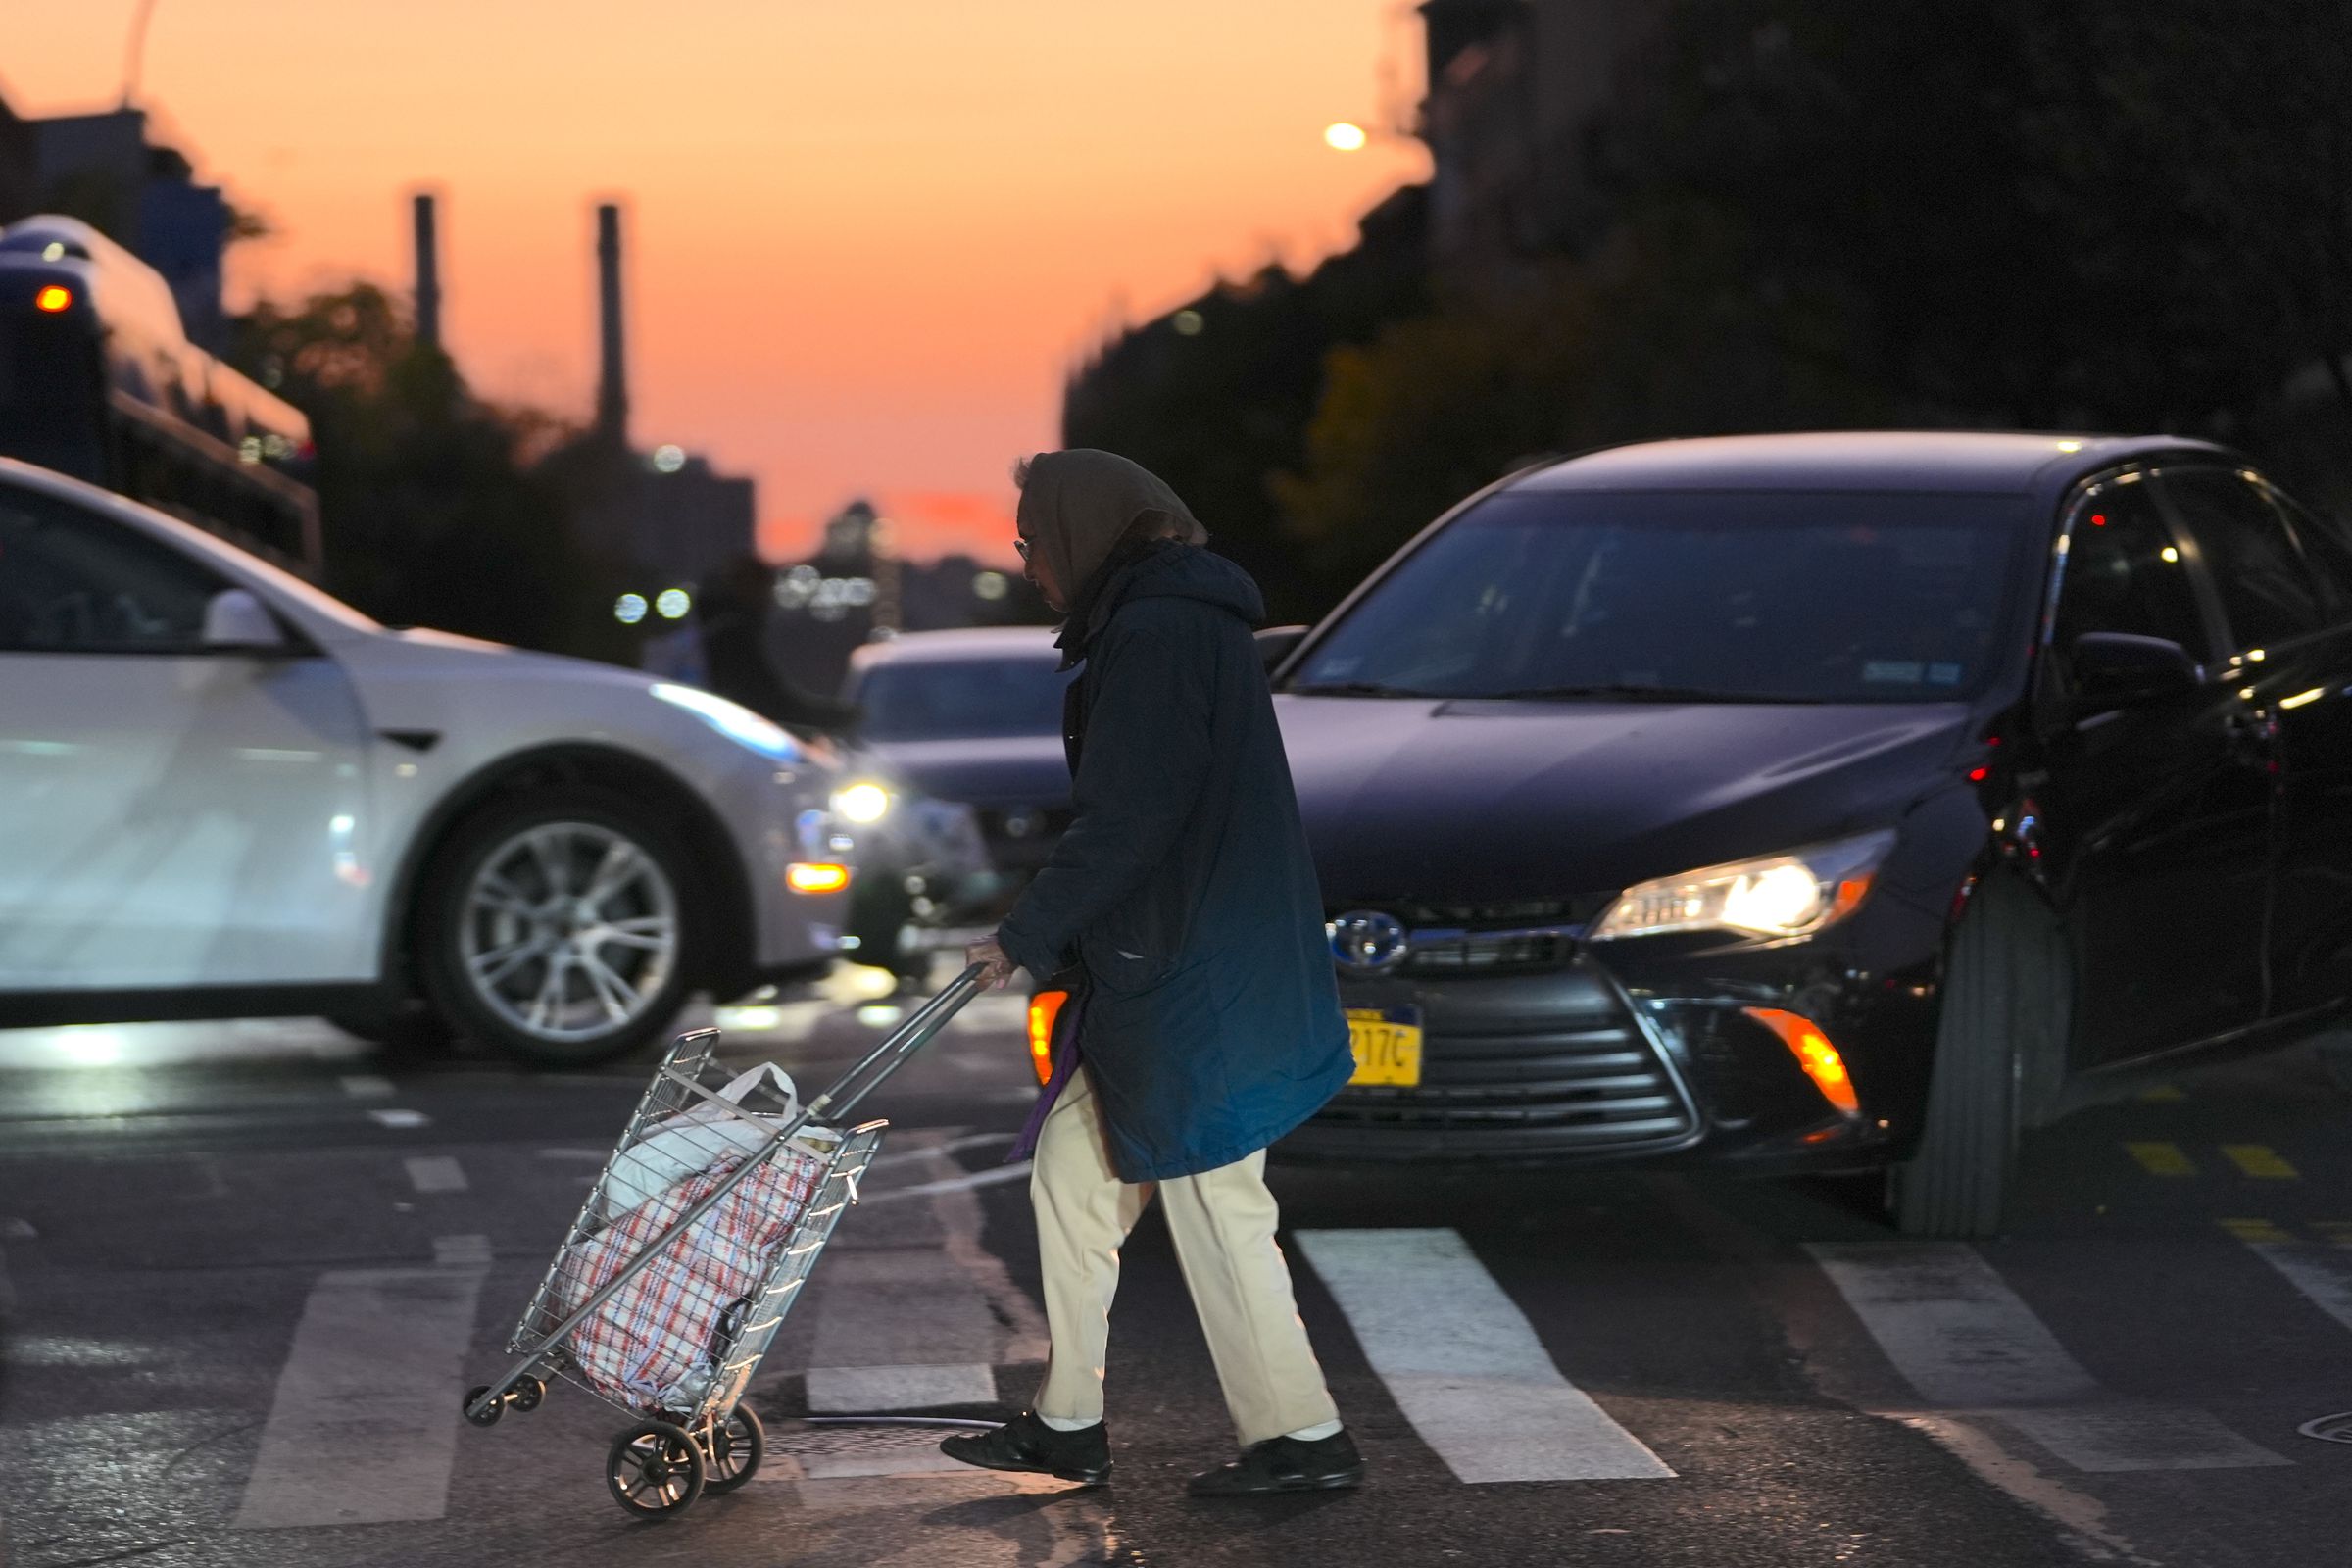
2052, 481, 2210, 658
2154, 466, 2326, 651
853, 657, 1073, 740
2262, 485, 2352, 625
0, 484, 225, 653
1289, 488, 2029, 704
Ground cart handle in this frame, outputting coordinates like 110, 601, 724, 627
463, 963, 992, 1424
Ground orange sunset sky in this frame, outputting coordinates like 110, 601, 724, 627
8, 1, 1430, 563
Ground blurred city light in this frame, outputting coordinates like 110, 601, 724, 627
833, 781, 892, 823
614, 592, 648, 624
972, 569, 1008, 600
33, 283, 72, 312
1172, 309, 1204, 336
652, 443, 686, 473
655, 587, 692, 619
1324, 122, 1368, 151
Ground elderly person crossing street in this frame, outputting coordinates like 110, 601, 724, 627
939, 449, 1362, 1495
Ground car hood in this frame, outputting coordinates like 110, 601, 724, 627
1276, 694, 1974, 906
855, 734, 1071, 808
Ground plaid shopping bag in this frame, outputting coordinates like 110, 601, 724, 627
553, 1147, 827, 1410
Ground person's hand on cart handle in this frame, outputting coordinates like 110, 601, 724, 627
967, 933, 1016, 990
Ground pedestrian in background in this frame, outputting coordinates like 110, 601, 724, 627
942, 449, 1363, 1494
695, 555, 860, 734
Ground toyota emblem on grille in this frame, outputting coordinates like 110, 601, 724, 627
1329, 910, 1409, 972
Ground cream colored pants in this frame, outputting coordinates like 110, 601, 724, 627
1031, 1066, 1340, 1446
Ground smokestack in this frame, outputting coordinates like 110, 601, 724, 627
595, 201, 627, 445
411, 192, 442, 350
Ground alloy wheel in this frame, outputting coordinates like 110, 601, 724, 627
458, 821, 681, 1043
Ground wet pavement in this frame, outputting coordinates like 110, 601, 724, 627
4, 964, 2350, 1567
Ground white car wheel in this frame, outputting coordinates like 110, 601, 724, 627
420, 791, 697, 1065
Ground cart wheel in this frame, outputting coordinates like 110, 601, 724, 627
461, 1385, 504, 1428
608, 1421, 705, 1518
701, 1406, 765, 1494
511, 1377, 546, 1413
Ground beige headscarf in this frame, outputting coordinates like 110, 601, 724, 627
1016, 449, 1201, 604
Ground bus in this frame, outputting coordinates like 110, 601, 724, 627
0, 215, 320, 576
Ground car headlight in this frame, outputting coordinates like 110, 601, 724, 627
650, 683, 801, 760
832, 781, 893, 824
1588, 829, 1897, 942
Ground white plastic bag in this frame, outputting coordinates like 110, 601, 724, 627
596, 1062, 836, 1222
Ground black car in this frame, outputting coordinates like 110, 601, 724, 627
1254, 431, 2352, 1236
837, 628, 1074, 965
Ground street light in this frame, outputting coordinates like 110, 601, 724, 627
1324, 122, 1370, 152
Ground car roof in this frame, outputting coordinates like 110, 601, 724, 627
848, 625, 1061, 669
1510, 431, 2239, 496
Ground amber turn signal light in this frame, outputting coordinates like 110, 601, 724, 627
784, 861, 851, 894
1743, 1006, 1861, 1117
33, 284, 72, 313
1027, 989, 1067, 1087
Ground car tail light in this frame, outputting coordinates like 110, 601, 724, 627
1743, 1006, 1861, 1117
785, 861, 851, 894
1027, 990, 1067, 1087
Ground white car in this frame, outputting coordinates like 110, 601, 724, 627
0, 459, 856, 1064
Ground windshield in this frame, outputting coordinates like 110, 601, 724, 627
1290, 488, 2030, 704
853, 655, 1072, 740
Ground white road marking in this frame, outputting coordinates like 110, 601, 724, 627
2235, 1235, 2352, 1333
368, 1108, 429, 1129
534, 1147, 606, 1161
859, 1163, 1032, 1204
801, 1134, 1047, 1413
1809, 1243, 2285, 1472
232, 1265, 486, 1527
433, 1234, 493, 1267
948, 995, 1026, 1035
339, 1074, 395, 1098
864, 1132, 1013, 1170
405, 1156, 467, 1194
1297, 1227, 1674, 1482
807, 1363, 1000, 1412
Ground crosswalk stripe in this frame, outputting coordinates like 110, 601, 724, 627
405, 1155, 466, 1193
1297, 1227, 1673, 1483
802, 1134, 1046, 1413
2232, 1234, 2352, 1334
1809, 1243, 2285, 1472
2126, 1141, 2197, 1176
233, 1264, 487, 1527
2221, 1145, 2298, 1180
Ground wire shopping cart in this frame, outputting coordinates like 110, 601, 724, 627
460, 962, 992, 1518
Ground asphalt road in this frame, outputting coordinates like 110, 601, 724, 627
4, 964, 2351, 1568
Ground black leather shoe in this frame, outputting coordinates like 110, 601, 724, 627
939, 1411, 1112, 1485
1188, 1429, 1364, 1495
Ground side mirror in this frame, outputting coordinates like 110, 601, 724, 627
1255, 624, 1308, 673
2069, 631, 2201, 709
201, 588, 290, 655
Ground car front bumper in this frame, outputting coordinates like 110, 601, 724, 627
1277, 898, 1947, 1176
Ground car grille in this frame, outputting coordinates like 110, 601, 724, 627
1317, 1004, 1697, 1148
1400, 927, 1577, 974
1326, 898, 1614, 979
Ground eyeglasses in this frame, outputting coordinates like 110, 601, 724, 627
1014, 538, 1032, 562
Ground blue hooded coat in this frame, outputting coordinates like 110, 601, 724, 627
997, 537, 1353, 1182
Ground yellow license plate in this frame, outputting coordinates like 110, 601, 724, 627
1347, 1007, 1424, 1087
